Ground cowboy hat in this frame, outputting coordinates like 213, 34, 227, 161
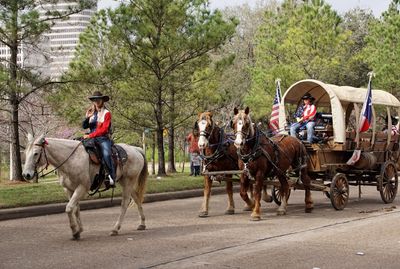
88, 91, 109, 102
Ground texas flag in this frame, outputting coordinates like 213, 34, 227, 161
359, 74, 373, 132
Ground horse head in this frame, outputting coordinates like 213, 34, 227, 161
197, 111, 214, 150
22, 133, 47, 180
232, 106, 254, 149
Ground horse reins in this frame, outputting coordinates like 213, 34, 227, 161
200, 123, 238, 170
237, 126, 291, 179
35, 140, 83, 178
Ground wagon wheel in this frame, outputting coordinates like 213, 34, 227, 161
330, 173, 349, 210
378, 161, 398, 204
272, 185, 291, 206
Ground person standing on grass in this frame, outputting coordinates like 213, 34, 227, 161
186, 124, 200, 176
191, 152, 201, 176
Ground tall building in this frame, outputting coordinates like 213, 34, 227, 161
0, 46, 25, 68
0, 1, 97, 79
39, 1, 97, 79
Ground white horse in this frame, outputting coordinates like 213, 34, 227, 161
22, 134, 148, 240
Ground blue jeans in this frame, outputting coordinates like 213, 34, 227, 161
95, 136, 115, 180
290, 121, 316, 143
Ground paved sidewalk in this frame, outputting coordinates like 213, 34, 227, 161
0, 186, 237, 221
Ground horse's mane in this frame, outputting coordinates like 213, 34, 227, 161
46, 137, 81, 145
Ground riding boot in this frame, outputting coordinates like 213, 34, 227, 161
107, 174, 115, 188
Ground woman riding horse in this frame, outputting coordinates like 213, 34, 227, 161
82, 91, 115, 187
232, 107, 314, 220
23, 134, 148, 240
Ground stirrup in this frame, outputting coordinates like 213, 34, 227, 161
108, 175, 115, 186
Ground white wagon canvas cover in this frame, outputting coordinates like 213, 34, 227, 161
278, 79, 400, 143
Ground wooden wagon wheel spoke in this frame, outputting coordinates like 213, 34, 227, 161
379, 161, 398, 204
272, 184, 291, 206
330, 173, 349, 210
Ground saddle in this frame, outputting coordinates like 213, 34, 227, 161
82, 139, 128, 191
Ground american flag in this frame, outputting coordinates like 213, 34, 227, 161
359, 72, 373, 132
269, 79, 282, 134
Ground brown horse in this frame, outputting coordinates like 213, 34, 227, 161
197, 112, 240, 217
232, 107, 314, 220
197, 112, 271, 217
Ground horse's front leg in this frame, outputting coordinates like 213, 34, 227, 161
239, 173, 254, 211
199, 175, 212, 217
225, 175, 235, 215
65, 185, 87, 240
243, 183, 253, 211
277, 176, 290, 215
250, 174, 264, 221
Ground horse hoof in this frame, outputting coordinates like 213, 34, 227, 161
250, 216, 261, 221
242, 206, 252, 212
305, 207, 313, 213
198, 211, 208, 218
225, 209, 235, 215
110, 230, 118, 236
137, 224, 146, 231
72, 232, 80, 240
277, 210, 286, 216
262, 195, 273, 203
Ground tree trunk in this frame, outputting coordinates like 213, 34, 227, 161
155, 85, 166, 176
167, 126, 176, 173
9, 1, 23, 181
156, 127, 166, 176
10, 97, 23, 181
181, 140, 185, 173
151, 132, 156, 175
167, 87, 176, 173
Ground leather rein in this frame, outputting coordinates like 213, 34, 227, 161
200, 124, 236, 167
34, 139, 82, 178
236, 125, 286, 177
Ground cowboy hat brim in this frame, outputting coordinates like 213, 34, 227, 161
88, 95, 109, 102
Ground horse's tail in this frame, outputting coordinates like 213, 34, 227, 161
136, 148, 148, 203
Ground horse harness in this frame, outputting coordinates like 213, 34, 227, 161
237, 130, 294, 180
200, 127, 237, 171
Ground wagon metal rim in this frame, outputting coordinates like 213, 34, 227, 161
330, 173, 349, 210
272, 185, 291, 206
379, 161, 398, 204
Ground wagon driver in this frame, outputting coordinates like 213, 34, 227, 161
290, 93, 317, 143
82, 91, 115, 187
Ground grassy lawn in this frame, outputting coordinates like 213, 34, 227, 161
0, 173, 211, 209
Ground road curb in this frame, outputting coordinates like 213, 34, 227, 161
0, 186, 236, 221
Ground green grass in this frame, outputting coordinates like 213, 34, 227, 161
0, 173, 208, 209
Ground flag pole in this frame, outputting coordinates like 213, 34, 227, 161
348, 71, 374, 166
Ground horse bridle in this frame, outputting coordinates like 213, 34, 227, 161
32, 138, 82, 178
199, 120, 215, 140
33, 139, 50, 177
232, 115, 254, 143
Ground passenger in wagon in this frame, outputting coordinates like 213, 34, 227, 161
290, 93, 317, 143
383, 115, 399, 136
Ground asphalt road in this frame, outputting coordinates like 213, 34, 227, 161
1, 186, 399, 269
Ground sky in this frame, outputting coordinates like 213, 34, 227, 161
98, 0, 393, 17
